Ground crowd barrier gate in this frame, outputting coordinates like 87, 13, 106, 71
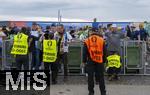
1, 40, 150, 75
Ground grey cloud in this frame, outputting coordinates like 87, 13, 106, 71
0, 0, 150, 21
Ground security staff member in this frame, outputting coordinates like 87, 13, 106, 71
11, 27, 30, 70
106, 52, 121, 81
42, 32, 58, 84
82, 29, 107, 95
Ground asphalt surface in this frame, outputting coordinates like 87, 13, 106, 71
50, 84, 150, 95
53, 75, 150, 85
1, 75, 150, 95
50, 76, 150, 95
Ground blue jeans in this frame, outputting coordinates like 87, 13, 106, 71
31, 48, 41, 70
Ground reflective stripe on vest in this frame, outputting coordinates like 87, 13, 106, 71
11, 33, 28, 55
43, 40, 57, 62
107, 55, 121, 68
84, 35, 104, 63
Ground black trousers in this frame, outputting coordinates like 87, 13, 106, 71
44, 62, 58, 82
58, 52, 68, 77
15, 55, 29, 70
107, 67, 121, 75
86, 63, 106, 95
31, 49, 36, 69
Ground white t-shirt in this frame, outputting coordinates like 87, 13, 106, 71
0, 32, 6, 46
0, 32, 6, 40
30, 30, 40, 48
54, 32, 72, 53
30, 31, 39, 37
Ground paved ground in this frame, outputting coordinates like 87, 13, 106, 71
50, 76, 150, 95
0, 75, 150, 95
54, 75, 150, 85
50, 84, 150, 95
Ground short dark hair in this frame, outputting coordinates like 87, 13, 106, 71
46, 25, 51, 30
2, 26, 7, 31
51, 23, 56, 27
21, 27, 27, 34
107, 24, 112, 28
49, 32, 54, 39
32, 22, 37, 25
57, 24, 64, 27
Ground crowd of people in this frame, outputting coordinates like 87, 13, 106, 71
0, 22, 149, 95
0, 22, 149, 42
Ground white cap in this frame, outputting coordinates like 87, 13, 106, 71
112, 24, 117, 28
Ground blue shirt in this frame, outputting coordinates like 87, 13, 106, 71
130, 30, 139, 40
139, 29, 149, 41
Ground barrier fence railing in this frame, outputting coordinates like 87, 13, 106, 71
144, 47, 150, 75
2, 40, 15, 70
1, 39, 150, 75
0, 41, 2, 70
68, 40, 82, 74
123, 40, 146, 75
1, 40, 32, 70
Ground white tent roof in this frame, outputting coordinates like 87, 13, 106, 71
0, 16, 90, 22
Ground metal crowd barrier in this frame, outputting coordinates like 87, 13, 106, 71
1, 39, 83, 73
1, 39, 150, 75
122, 40, 147, 75
144, 45, 150, 75
68, 41, 82, 74
0, 41, 2, 70
1, 40, 32, 70
2, 40, 15, 70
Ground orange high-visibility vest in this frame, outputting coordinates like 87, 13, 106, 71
84, 35, 104, 63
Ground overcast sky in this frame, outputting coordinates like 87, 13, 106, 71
0, 0, 150, 21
